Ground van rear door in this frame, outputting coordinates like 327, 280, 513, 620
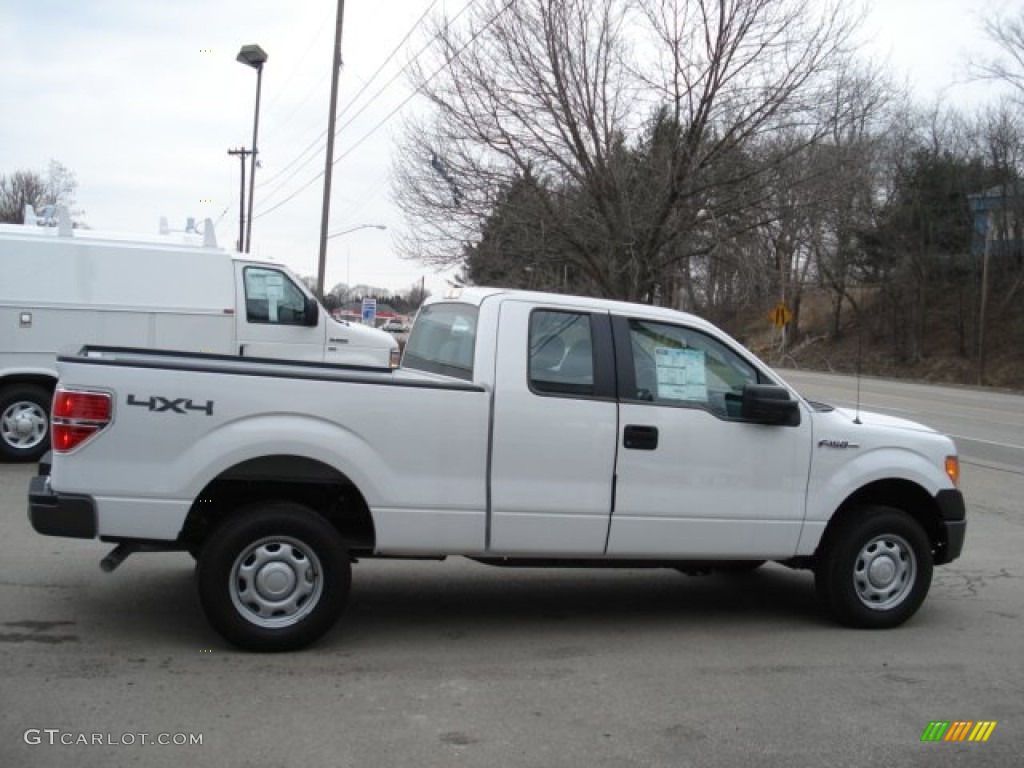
233, 262, 326, 361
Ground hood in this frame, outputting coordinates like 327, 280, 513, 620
330, 317, 398, 349
831, 407, 938, 435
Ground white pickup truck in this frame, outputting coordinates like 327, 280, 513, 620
28, 287, 965, 651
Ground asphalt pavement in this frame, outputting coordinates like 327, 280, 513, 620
1, 372, 1021, 767
779, 369, 1024, 472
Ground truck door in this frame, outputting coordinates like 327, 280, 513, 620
606, 315, 811, 558
234, 264, 326, 361
488, 300, 618, 554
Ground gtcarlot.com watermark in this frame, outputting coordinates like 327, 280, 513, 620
24, 729, 202, 747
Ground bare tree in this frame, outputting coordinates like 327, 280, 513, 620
0, 171, 46, 223
403, 279, 431, 310
0, 160, 79, 224
972, 100, 1024, 383
971, 8, 1024, 103
808, 62, 898, 341
393, 0, 858, 302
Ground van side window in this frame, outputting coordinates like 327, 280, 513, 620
402, 303, 478, 381
529, 311, 594, 397
243, 267, 308, 325
626, 319, 758, 419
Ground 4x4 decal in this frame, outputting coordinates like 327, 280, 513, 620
127, 394, 214, 416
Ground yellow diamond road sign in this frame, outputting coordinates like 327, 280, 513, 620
771, 302, 792, 328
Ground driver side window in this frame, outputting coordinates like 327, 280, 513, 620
243, 267, 308, 325
627, 319, 759, 419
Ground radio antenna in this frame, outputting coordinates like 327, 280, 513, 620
854, 308, 863, 425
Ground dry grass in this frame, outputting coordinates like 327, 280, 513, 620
734, 286, 1024, 392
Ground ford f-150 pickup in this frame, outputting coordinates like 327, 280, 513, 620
28, 287, 966, 651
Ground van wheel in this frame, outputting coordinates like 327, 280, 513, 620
815, 506, 932, 629
0, 384, 52, 462
196, 502, 351, 652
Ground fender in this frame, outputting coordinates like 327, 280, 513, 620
796, 445, 951, 555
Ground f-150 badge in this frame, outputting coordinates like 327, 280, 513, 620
818, 439, 858, 449
127, 394, 214, 415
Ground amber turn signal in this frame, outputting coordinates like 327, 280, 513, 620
945, 456, 960, 488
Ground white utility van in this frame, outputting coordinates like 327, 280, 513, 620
0, 207, 398, 461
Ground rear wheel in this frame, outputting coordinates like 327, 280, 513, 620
196, 502, 351, 651
815, 506, 932, 628
0, 384, 51, 462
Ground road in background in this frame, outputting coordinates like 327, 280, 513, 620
779, 369, 1024, 473
1, 374, 1022, 767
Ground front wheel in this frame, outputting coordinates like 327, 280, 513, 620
196, 502, 351, 651
815, 506, 932, 629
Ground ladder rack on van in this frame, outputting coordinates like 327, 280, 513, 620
19, 205, 218, 249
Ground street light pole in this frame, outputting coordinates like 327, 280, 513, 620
327, 224, 387, 240
325, 224, 386, 295
237, 44, 268, 253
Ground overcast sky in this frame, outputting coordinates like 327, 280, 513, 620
0, 0, 1014, 297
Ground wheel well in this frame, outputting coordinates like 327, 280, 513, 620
1, 375, 57, 395
819, 479, 945, 561
178, 455, 376, 555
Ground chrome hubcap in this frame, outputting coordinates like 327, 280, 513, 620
853, 534, 916, 611
1, 401, 47, 449
230, 537, 322, 628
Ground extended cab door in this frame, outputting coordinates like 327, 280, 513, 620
234, 263, 325, 360
489, 300, 618, 554
606, 315, 811, 558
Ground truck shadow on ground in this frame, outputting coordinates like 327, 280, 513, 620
336, 562, 823, 645
75, 559, 826, 651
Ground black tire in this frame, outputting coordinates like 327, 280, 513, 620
815, 506, 932, 629
0, 384, 52, 462
196, 501, 351, 652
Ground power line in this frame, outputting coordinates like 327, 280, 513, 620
255, 0, 446, 213
255, 0, 510, 221
259, 6, 333, 126
334, 0, 516, 165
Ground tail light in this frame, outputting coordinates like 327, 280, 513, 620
52, 388, 112, 453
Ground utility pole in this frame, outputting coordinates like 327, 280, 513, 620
977, 210, 995, 386
227, 148, 253, 252
316, 0, 347, 300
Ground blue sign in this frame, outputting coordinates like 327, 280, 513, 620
361, 298, 377, 325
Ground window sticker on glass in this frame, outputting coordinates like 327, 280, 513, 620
655, 347, 707, 401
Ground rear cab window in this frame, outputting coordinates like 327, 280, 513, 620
528, 310, 595, 397
402, 303, 479, 381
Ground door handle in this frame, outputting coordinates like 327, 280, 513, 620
623, 425, 658, 450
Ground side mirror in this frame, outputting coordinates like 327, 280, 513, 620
304, 296, 320, 327
741, 384, 800, 426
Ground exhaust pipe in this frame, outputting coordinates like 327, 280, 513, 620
100, 543, 136, 573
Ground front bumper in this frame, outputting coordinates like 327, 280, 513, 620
935, 489, 966, 565
28, 475, 97, 539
